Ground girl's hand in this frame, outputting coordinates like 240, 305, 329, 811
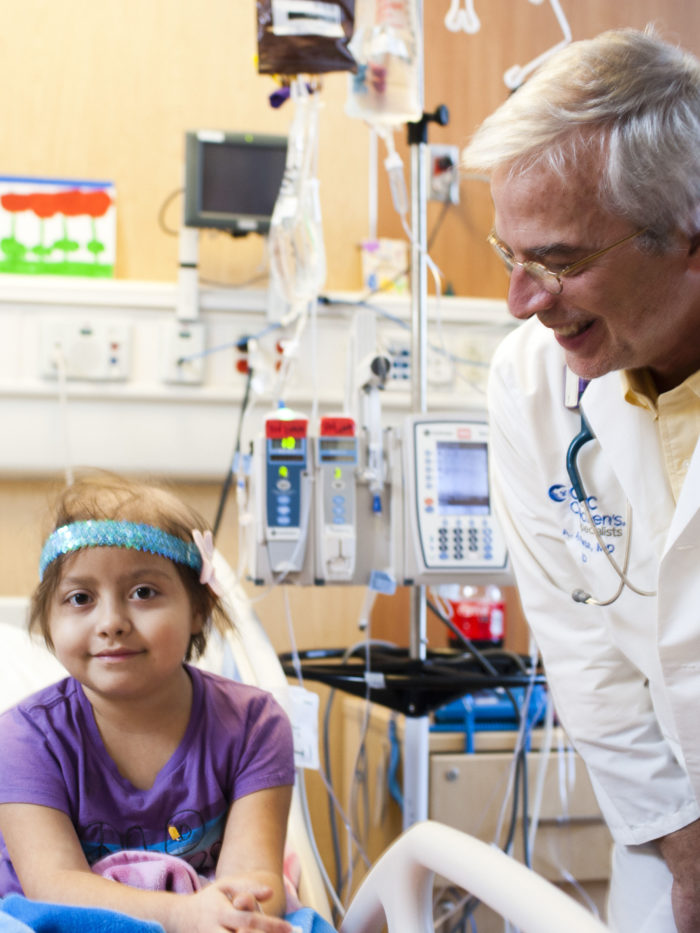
171, 880, 293, 933
230, 885, 268, 914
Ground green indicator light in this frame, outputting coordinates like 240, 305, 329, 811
279, 465, 288, 478
334, 467, 342, 480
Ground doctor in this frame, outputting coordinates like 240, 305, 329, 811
462, 28, 700, 933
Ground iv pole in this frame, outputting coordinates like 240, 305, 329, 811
402, 0, 450, 827
403, 113, 429, 826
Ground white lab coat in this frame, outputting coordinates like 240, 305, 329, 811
488, 319, 700, 925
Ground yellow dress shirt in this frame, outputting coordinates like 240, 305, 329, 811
622, 368, 700, 503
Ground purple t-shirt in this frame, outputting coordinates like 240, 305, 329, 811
0, 665, 295, 895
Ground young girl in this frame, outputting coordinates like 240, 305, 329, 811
0, 474, 296, 933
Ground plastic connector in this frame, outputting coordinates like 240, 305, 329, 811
384, 150, 409, 217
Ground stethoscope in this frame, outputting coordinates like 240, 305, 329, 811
565, 412, 657, 606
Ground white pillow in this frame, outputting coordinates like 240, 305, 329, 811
0, 599, 66, 712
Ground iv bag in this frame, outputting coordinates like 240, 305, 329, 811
256, 0, 356, 75
345, 0, 423, 127
268, 82, 327, 314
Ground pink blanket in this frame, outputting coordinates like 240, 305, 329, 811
93, 850, 203, 894
92, 848, 304, 912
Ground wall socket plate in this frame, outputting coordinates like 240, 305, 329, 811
40, 317, 131, 381
427, 144, 460, 204
161, 320, 206, 385
381, 330, 456, 390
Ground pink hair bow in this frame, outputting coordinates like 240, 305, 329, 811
192, 529, 225, 597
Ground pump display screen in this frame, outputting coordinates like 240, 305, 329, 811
268, 437, 306, 462
319, 437, 357, 464
436, 441, 489, 515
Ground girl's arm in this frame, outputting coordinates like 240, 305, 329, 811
214, 784, 294, 918
0, 802, 293, 933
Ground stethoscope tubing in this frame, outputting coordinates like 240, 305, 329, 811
566, 415, 595, 504
565, 414, 656, 605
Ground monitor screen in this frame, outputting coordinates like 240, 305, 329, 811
267, 436, 306, 463
436, 441, 490, 515
183, 131, 287, 235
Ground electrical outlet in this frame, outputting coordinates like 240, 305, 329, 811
40, 318, 131, 381
383, 335, 411, 389
427, 346, 454, 387
427, 144, 460, 204
381, 331, 455, 390
161, 320, 206, 385
459, 334, 500, 394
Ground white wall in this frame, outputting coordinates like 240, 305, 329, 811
0, 274, 512, 480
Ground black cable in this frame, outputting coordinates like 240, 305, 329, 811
157, 187, 183, 236
448, 896, 480, 933
198, 270, 270, 289
425, 597, 533, 725
480, 648, 529, 674
502, 741, 523, 855
426, 596, 536, 879
427, 196, 452, 251
425, 598, 501, 678
432, 646, 529, 675
521, 743, 531, 868
212, 365, 254, 540
436, 885, 480, 933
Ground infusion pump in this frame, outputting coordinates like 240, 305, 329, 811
398, 414, 509, 585
246, 412, 510, 587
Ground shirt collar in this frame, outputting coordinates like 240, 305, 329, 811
622, 368, 659, 415
622, 368, 700, 415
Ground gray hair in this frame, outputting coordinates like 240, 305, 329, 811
462, 28, 700, 245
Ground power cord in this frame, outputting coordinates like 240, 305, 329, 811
212, 364, 254, 540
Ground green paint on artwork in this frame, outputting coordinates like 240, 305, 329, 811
0, 258, 113, 277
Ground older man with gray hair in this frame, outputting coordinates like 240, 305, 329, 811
463, 27, 700, 933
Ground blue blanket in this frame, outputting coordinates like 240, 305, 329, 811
286, 907, 336, 933
1, 896, 336, 933
1, 896, 164, 932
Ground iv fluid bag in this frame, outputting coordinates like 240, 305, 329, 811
346, 0, 423, 127
268, 85, 327, 310
269, 176, 326, 308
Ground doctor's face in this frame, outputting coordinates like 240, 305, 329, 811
490, 153, 700, 392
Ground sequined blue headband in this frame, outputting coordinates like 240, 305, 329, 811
39, 520, 203, 581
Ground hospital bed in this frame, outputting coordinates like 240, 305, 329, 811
0, 554, 609, 932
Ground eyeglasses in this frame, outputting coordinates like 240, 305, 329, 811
487, 227, 649, 295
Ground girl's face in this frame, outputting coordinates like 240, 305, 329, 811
48, 547, 203, 705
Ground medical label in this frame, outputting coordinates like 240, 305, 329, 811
272, 1, 344, 38
288, 685, 320, 770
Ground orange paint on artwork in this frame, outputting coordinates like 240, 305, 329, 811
0, 188, 113, 219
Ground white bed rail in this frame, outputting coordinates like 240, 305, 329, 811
340, 820, 609, 933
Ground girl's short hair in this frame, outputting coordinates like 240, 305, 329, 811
30, 472, 233, 660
